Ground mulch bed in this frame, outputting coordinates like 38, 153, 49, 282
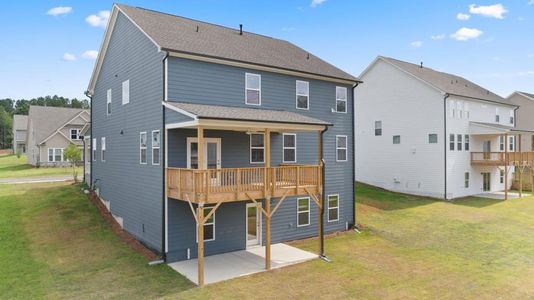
87, 190, 159, 261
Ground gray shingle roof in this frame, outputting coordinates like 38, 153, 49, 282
517, 91, 534, 100
116, 4, 358, 82
28, 106, 89, 144
380, 56, 511, 105
166, 102, 331, 126
13, 115, 28, 130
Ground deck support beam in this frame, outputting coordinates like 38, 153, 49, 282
317, 130, 325, 258
197, 203, 204, 287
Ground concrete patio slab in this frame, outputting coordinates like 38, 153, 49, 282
168, 243, 317, 285
476, 191, 531, 200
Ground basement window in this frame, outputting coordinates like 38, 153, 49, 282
465, 172, 470, 188
297, 197, 310, 227
328, 194, 339, 222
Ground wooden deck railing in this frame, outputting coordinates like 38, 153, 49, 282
471, 152, 534, 166
167, 165, 322, 203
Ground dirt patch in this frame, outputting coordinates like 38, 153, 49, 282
87, 190, 159, 261
0, 149, 12, 155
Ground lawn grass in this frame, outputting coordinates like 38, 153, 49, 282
0, 154, 83, 179
2, 181, 534, 299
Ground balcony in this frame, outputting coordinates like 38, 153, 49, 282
471, 152, 534, 166
167, 165, 322, 204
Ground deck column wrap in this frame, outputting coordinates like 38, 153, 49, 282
264, 128, 271, 270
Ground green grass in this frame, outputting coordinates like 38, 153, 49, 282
0, 154, 83, 179
2, 181, 534, 299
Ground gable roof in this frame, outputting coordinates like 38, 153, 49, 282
513, 91, 534, 101
87, 4, 358, 95
28, 106, 89, 145
363, 56, 511, 106
165, 102, 331, 126
13, 115, 28, 131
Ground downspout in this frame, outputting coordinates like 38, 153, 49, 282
443, 93, 450, 200
351, 82, 359, 228
161, 51, 169, 262
319, 125, 328, 260
84, 91, 93, 189
82, 137, 86, 184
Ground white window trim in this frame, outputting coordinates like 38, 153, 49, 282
335, 86, 347, 113
48, 148, 64, 162
327, 194, 339, 222
296, 197, 310, 227
245, 73, 261, 106
464, 134, 470, 151
140, 132, 147, 165
457, 134, 462, 151
465, 172, 470, 188
101, 137, 106, 162
107, 89, 112, 116
295, 80, 309, 110
70, 129, 81, 141
495, 108, 500, 123
249, 133, 265, 164
196, 205, 216, 242
151, 130, 160, 165
509, 136, 515, 151
500, 136, 505, 151
500, 169, 505, 184
282, 133, 297, 163
393, 135, 401, 145
375, 121, 382, 136
336, 135, 348, 162
92, 138, 97, 162
122, 80, 130, 105
450, 134, 455, 151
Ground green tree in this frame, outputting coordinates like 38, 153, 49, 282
0, 107, 13, 149
64, 143, 82, 182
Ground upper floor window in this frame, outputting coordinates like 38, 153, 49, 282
393, 135, 401, 145
101, 137, 106, 162
283, 133, 297, 163
428, 134, 438, 144
457, 101, 463, 118
495, 108, 500, 123
336, 135, 348, 162
92, 138, 96, 162
107, 89, 112, 116
245, 73, 261, 105
449, 100, 455, 118
152, 130, 160, 165
70, 129, 81, 140
457, 134, 462, 151
335, 87, 347, 113
140, 132, 147, 164
450, 134, 455, 150
375, 121, 382, 136
464, 103, 470, 119
465, 134, 470, 151
509, 110, 514, 125
296, 80, 309, 110
122, 80, 130, 105
250, 133, 265, 163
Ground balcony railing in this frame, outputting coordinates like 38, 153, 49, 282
167, 165, 322, 203
471, 152, 534, 166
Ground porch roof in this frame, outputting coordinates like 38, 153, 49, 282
469, 122, 534, 135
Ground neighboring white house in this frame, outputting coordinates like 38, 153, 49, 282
355, 56, 532, 200
12, 115, 28, 154
507, 91, 534, 151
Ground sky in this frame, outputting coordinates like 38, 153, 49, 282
0, 0, 532, 100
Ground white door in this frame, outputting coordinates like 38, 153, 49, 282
186, 138, 221, 170
246, 203, 261, 247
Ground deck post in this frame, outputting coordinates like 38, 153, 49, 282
317, 130, 325, 257
519, 134, 523, 197
265, 197, 271, 270
505, 133, 508, 200
197, 203, 205, 287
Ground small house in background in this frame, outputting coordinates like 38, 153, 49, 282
12, 114, 28, 154
507, 91, 534, 151
26, 106, 90, 167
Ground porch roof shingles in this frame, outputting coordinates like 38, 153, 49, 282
166, 102, 332, 126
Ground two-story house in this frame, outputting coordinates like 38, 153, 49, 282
355, 56, 534, 200
26, 106, 90, 167
12, 114, 28, 154
508, 91, 534, 151
86, 4, 358, 286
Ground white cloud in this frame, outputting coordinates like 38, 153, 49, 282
431, 34, 445, 40
450, 27, 483, 41
310, 0, 326, 8
63, 53, 76, 61
47, 6, 72, 16
81, 50, 98, 60
411, 41, 423, 48
529, 0, 534, 5
469, 4, 508, 19
457, 13, 471, 20
86, 11, 110, 28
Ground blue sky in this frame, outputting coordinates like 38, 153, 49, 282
0, 0, 532, 100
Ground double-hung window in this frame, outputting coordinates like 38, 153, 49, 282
48, 148, 64, 162
327, 194, 339, 222
465, 172, 470, 188
393, 135, 401, 145
122, 80, 130, 105
70, 129, 81, 140
336, 135, 348, 162
465, 103, 470, 119
152, 130, 160, 165
92, 138, 96, 161
335, 87, 347, 113
197, 206, 215, 242
450, 134, 455, 151
500, 136, 505, 151
297, 197, 310, 227
500, 169, 505, 184
465, 134, 470, 151
457, 134, 462, 151
245, 73, 261, 105
140, 132, 147, 164
509, 136, 515, 151
450, 100, 455, 118
375, 121, 382, 136
495, 108, 500, 123
509, 110, 514, 125
107, 89, 112, 116
101, 137, 106, 162
250, 133, 264, 163
457, 101, 463, 118
283, 133, 297, 163
296, 80, 309, 109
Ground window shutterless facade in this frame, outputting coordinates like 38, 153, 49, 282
107, 89, 112, 116
101, 137, 106, 162
500, 136, 505, 151
509, 110, 514, 124
92, 138, 96, 161
48, 148, 64, 162
296, 80, 309, 110
245, 73, 261, 105
450, 134, 455, 151
457, 134, 462, 151
283, 133, 297, 163
509, 136, 515, 151
465, 134, 470, 151
336, 135, 348, 161
327, 194, 339, 222
70, 129, 81, 140
495, 108, 500, 123
428, 134, 438, 144
196, 205, 215, 242
375, 121, 382, 136
465, 172, 470, 188
152, 130, 160, 165
393, 135, 400, 145
250, 133, 264, 163
335, 86, 347, 113
297, 197, 310, 227
500, 169, 505, 184
122, 80, 130, 105
140, 132, 147, 164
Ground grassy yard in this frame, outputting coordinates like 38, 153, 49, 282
2, 182, 534, 299
0, 154, 82, 179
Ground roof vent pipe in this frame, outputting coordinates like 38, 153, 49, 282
196, 25, 199, 32
420, 62, 423, 68
239, 24, 243, 35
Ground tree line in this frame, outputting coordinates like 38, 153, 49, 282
0, 96, 90, 150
